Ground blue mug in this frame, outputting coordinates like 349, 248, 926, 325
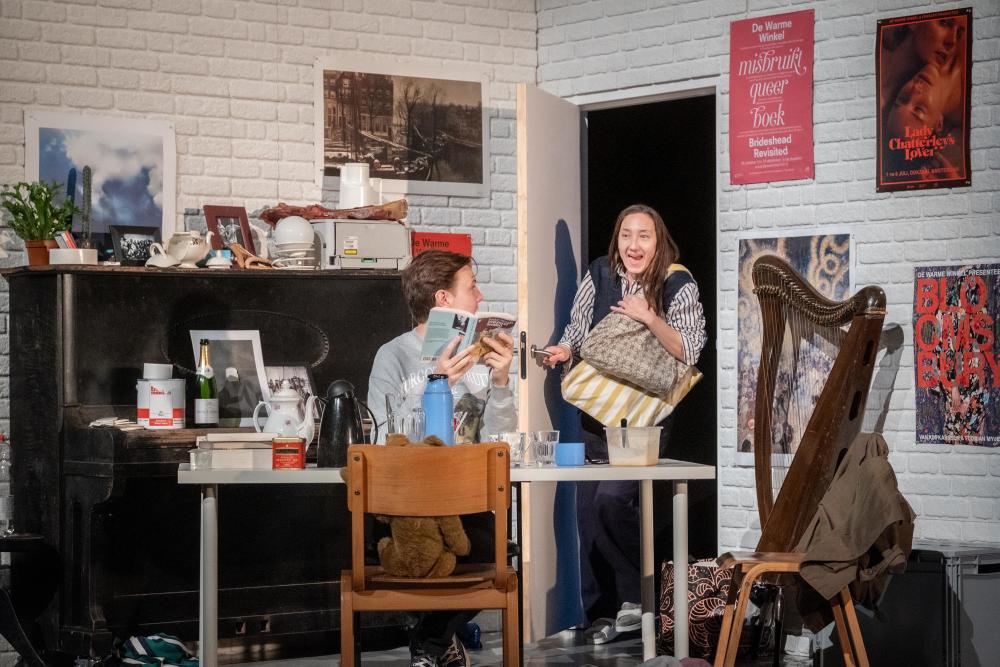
555, 441, 585, 466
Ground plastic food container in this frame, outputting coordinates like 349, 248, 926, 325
605, 426, 661, 466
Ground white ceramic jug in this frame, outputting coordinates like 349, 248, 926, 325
339, 162, 373, 209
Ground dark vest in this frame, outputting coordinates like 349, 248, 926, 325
582, 256, 694, 444
588, 256, 694, 329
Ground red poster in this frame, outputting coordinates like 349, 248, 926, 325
729, 10, 814, 185
411, 231, 472, 258
876, 9, 972, 192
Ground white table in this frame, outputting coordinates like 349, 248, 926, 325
178, 459, 715, 664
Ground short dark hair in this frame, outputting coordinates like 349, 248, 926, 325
401, 250, 473, 324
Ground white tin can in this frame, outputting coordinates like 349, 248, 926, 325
137, 379, 185, 429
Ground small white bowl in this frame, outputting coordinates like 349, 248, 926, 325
49, 248, 98, 265
274, 216, 315, 245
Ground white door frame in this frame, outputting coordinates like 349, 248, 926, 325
566, 76, 725, 556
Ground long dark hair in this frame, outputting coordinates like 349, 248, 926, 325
606, 203, 680, 315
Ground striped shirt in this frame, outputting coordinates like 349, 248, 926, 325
558, 267, 707, 366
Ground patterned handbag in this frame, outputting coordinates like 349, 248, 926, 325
580, 264, 699, 395
658, 559, 732, 659
658, 559, 773, 660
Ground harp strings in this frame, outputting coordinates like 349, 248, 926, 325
768, 301, 840, 506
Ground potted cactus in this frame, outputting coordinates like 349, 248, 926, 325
0, 181, 77, 266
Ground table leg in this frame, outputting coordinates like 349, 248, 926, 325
673, 480, 689, 659
200, 484, 218, 667
640, 479, 655, 661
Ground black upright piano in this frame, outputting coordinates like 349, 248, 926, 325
5, 266, 411, 663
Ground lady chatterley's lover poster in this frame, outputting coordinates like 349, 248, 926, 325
876, 8, 972, 192
729, 10, 814, 185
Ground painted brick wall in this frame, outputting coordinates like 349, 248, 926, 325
0, 0, 538, 440
537, 0, 1000, 550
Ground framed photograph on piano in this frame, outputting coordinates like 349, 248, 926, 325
203, 205, 255, 255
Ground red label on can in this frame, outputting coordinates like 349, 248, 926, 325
272, 437, 306, 469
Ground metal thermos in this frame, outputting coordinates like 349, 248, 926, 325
421, 374, 454, 445
318, 379, 365, 468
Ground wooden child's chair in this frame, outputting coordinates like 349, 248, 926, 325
340, 443, 519, 666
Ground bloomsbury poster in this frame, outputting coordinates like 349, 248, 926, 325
914, 264, 1000, 447
729, 10, 814, 185
876, 8, 972, 192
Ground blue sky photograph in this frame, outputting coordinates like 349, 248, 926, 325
38, 126, 164, 235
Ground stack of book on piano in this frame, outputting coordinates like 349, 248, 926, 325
196, 432, 272, 470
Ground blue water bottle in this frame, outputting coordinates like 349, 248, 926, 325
422, 374, 454, 445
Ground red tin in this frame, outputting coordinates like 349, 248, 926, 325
272, 437, 306, 469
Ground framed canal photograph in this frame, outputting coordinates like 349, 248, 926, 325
314, 56, 489, 198
24, 111, 176, 262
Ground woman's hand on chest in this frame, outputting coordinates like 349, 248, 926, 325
611, 294, 656, 326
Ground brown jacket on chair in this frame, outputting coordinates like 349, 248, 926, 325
794, 431, 915, 614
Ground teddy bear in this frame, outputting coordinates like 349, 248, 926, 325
371, 434, 471, 578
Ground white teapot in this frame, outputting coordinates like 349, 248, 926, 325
253, 380, 318, 442
164, 230, 214, 268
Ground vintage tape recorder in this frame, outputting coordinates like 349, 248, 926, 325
311, 219, 412, 270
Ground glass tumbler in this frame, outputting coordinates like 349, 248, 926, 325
491, 432, 525, 466
388, 407, 425, 442
532, 430, 559, 466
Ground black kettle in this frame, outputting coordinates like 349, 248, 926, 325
318, 379, 366, 468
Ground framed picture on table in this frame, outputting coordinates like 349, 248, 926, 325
203, 205, 256, 255
264, 365, 317, 401
189, 330, 269, 428
109, 224, 161, 266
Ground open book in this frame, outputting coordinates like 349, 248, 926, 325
420, 307, 516, 362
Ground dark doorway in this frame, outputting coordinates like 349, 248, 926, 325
584, 94, 718, 560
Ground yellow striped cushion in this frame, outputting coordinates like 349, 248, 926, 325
561, 360, 702, 427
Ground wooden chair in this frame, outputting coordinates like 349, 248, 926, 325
714, 255, 886, 667
340, 443, 519, 666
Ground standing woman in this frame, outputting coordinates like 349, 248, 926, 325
542, 203, 707, 643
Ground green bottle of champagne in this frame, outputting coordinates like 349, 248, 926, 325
194, 338, 219, 427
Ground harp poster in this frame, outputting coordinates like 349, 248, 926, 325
876, 8, 972, 192
737, 234, 851, 463
914, 264, 1000, 447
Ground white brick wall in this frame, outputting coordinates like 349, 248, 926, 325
538, 0, 1000, 550
0, 0, 538, 435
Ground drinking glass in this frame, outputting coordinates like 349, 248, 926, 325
388, 407, 425, 442
532, 430, 559, 466
490, 432, 525, 466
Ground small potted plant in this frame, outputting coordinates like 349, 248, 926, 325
0, 181, 77, 266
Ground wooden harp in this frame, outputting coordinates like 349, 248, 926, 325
752, 255, 886, 553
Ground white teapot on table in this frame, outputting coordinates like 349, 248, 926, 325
163, 230, 214, 268
253, 380, 318, 442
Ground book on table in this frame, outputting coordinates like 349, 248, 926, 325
420, 307, 516, 362
196, 432, 272, 470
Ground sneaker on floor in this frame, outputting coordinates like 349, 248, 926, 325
614, 601, 642, 633
439, 634, 471, 667
409, 646, 440, 667
583, 617, 620, 645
